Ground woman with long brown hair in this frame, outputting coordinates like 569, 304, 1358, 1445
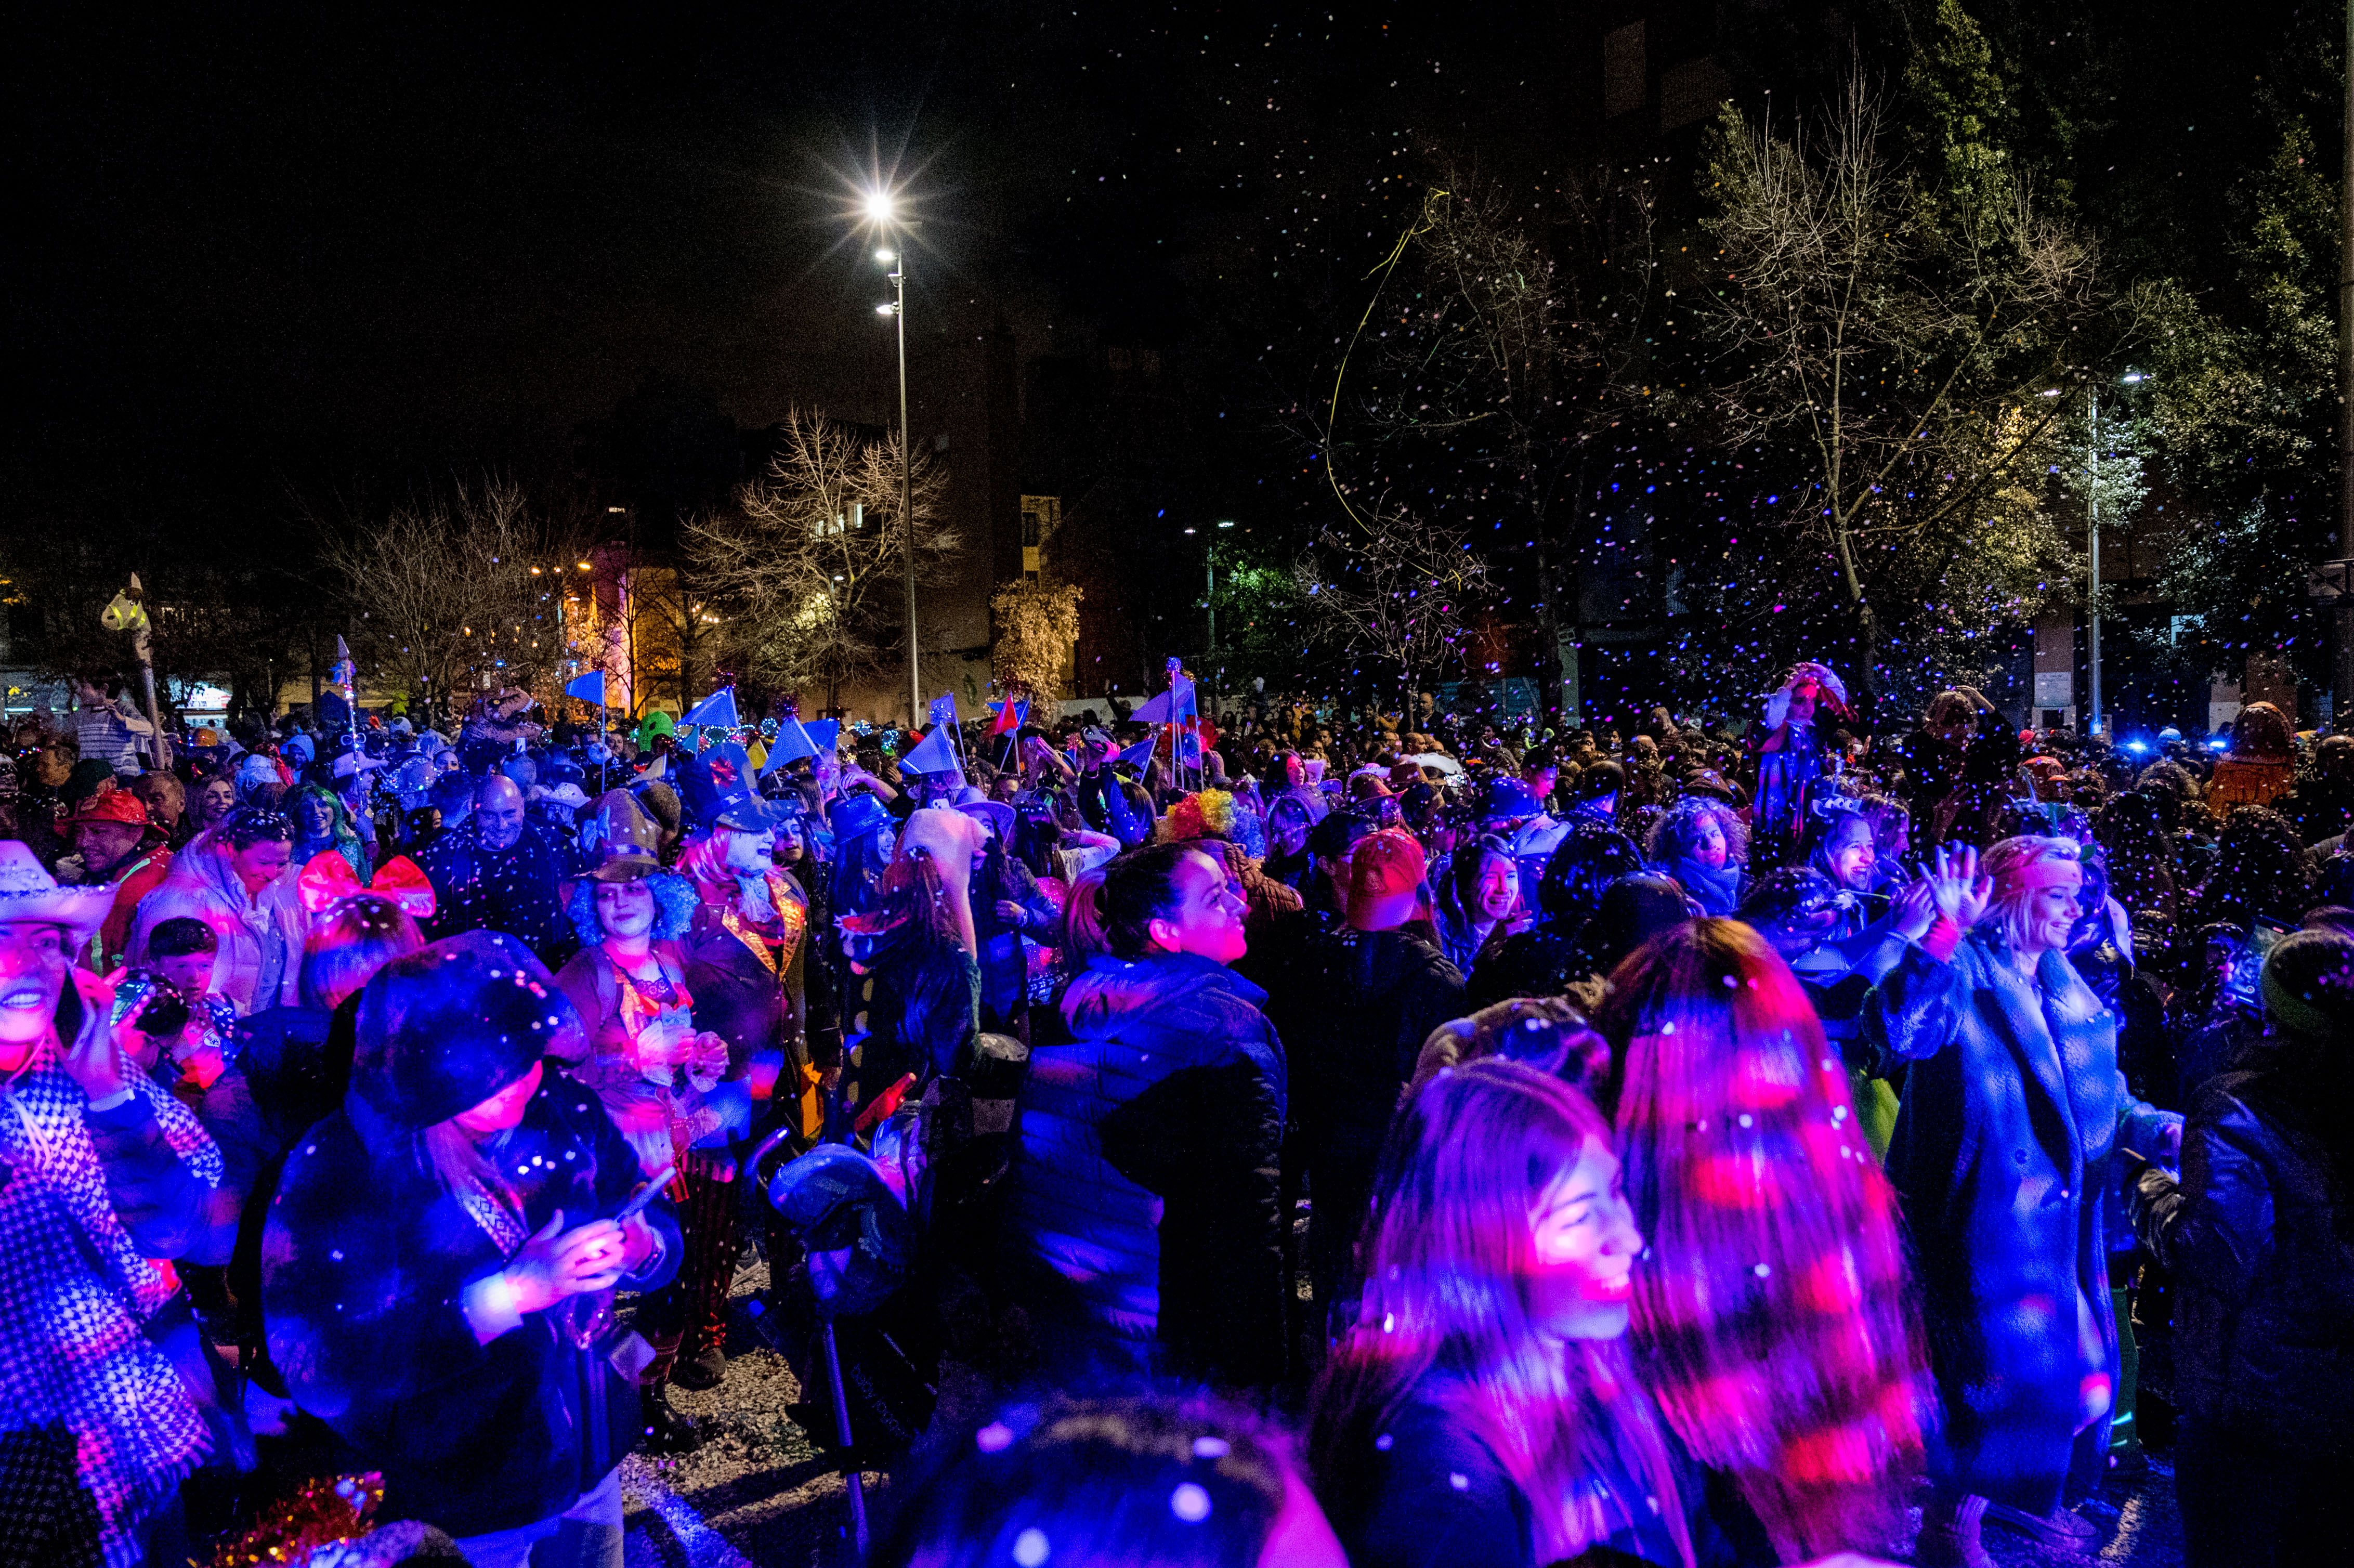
1308, 1058, 1773, 1568
1595, 920, 1928, 1562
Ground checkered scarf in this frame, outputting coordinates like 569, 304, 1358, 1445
0, 1042, 221, 1567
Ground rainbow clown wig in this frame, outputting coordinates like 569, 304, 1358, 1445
1164, 789, 1238, 844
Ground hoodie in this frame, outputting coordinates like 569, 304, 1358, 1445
1009, 951, 1288, 1388
128, 829, 302, 1013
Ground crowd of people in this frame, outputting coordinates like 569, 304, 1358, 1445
0, 658, 2348, 1568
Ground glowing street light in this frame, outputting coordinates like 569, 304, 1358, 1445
862, 185, 921, 725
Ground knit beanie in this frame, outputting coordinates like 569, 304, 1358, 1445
2260, 928, 2354, 1045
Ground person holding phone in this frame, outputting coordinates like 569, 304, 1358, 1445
263, 931, 679, 1568
0, 841, 227, 1567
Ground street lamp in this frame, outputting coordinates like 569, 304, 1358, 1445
867, 189, 919, 726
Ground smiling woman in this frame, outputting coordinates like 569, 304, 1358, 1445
0, 842, 225, 1565
1867, 840, 2183, 1564
1306, 1059, 1765, 1568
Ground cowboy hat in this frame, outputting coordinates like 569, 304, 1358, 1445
0, 841, 114, 940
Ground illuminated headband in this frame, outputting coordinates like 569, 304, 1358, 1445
1995, 855, 2080, 900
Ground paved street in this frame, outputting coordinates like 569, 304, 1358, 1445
618, 1261, 2187, 1568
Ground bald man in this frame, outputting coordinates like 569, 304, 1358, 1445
415, 773, 571, 962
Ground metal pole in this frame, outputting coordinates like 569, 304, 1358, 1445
895, 251, 920, 729
2338, 0, 2354, 725
821, 1321, 868, 1558
2088, 391, 2102, 738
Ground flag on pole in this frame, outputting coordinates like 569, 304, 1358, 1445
763, 716, 823, 771
1116, 735, 1158, 772
565, 671, 607, 706
927, 692, 960, 728
1130, 677, 1197, 725
679, 685, 740, 730
899, 724, 959, 775
988, 696, 1029, 737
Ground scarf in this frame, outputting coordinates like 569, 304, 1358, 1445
0, 1039, 221, 1566
1668, 855, 1742, 917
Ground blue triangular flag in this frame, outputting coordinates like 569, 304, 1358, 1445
764, 717, 819, 770
565, 671, 606, 705
1116, 736, 1158, 772
1130, 677, 1196, 725
899, 725, 960, 775
927, 691, 960, 728
679, 685, 739, 730
804, 719, 840, 756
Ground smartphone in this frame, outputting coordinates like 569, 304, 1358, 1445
615, 1166, 678, 1222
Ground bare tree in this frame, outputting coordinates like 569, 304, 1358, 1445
1697, 80, 2101, 694
1309, 165, 1665, 715
686, 409, 957, 712
320, 480, 593, 725
1294, 500, 1489, 708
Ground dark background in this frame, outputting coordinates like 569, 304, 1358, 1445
8, 1, 2342, 725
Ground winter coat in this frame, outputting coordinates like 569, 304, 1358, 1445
1009, 951, 1287, 1388
128, 837, 303, 1014
1329, 1375, 1774, 1568
0, 1057, 227, 1568
199, 1004, 350, 1363
2130, 1062, 2354, 1445
261, 1065, 681, 1538
1865, 932, 2175, 1508
1276, 925, 1464, 1179
415, 823, 570, 964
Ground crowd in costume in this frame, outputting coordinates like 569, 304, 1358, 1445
0, 667, 2347, 1568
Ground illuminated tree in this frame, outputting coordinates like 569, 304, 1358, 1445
990, 579, 1084, 707
685, 408, 956, 712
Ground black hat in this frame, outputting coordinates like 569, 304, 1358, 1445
1307, 808, 1376, 860
350, 932, 585, 1131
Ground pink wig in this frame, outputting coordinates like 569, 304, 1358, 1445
1596, 919, 1927, 1560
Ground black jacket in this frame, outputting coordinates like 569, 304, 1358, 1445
1328, 1377, 1774, 1568
1275, 924, 1463, 1171
2133, 1062, 2354, 1444
1009, 952, 1288, 1387
263, 1065, 681, 1537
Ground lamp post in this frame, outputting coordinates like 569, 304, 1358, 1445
869, 190, 919, 726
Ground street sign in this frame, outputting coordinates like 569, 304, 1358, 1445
2306, 558, 2354, 603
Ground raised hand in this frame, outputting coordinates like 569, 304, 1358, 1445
1890, 874, 1938, 943
57, 970, 132, 1103
1928, 843, 1993, 930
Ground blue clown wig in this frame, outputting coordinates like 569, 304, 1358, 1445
567, 870, 699, 948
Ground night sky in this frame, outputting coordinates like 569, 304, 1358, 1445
9, 2, 2332, 725
12, 5, 1579, 520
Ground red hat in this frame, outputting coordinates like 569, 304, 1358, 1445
1348, 828, 1428, 917
68, 790, 150, 829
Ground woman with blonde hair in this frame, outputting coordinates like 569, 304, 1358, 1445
1866, 838, 2181, 1566
1596, 920, 1927, 1562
